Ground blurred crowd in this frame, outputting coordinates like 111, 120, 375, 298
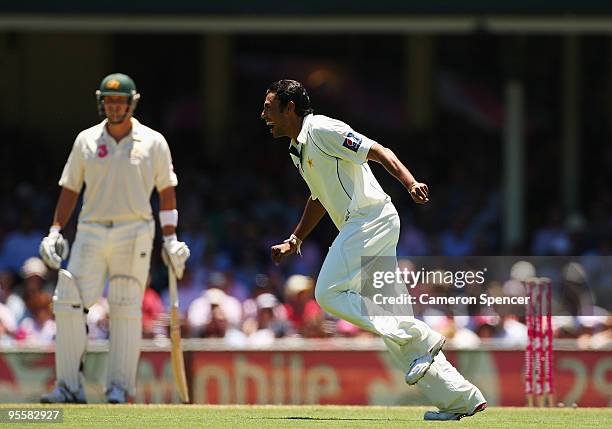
1, 126, 611, 348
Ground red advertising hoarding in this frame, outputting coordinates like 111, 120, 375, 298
0, 349, 609, 406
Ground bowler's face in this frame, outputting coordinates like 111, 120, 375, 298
261, 92, 288, 139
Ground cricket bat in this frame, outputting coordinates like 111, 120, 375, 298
168, 266, 190, 403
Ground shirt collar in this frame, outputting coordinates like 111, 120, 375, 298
99, 117, 141, 142
296, 113, 313, 145
131, 117, 141, 141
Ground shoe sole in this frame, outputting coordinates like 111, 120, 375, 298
406, 336, 446, 385
456, 401, 488, 420
469, 401, 488, 415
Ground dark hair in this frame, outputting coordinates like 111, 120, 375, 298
267, 79, 314, 117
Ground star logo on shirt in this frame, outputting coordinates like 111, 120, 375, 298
307, 158, 313, 168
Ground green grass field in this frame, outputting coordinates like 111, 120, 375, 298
0, 404, 609, 429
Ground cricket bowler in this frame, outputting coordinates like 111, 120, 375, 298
262, 79, 486, 420
39, 73, 190, 404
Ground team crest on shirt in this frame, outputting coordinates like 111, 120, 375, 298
342, 132, 362, 152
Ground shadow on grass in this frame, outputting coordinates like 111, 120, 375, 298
248, 417, 414, 422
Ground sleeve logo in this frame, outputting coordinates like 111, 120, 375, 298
342, 132, 362, 152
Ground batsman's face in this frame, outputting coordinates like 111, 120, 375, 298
103, 95, 130, 123
261, 92, 290, 139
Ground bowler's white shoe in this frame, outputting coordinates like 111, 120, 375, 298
106, 383, 128, 404
405, 336, 446, 385
40, 381, 87, 404
424, 401, 487, 421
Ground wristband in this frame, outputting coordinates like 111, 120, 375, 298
163, 234, 177, 244
159, 209, 178, 227
49, 225, 61, 234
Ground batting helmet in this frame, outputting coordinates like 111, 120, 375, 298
95, 73, 140, 122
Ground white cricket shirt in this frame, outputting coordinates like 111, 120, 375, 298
59, 117, 178, 223
290, 114, 390, 229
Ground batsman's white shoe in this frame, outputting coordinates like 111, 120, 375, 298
106, 383, 128, 404
405, 336, 446, 385
40, 381, 87, 404
424, 401, 487, 421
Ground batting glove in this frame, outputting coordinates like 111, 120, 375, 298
39, 227, 70, 270
162, 234, 190, 279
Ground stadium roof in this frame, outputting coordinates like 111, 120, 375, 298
3, 1, 612, 33
2, 1, 612, 15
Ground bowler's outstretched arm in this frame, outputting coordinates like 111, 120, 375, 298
367, 143, 429, 204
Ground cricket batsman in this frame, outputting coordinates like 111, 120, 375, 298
263, 80, 486, 420
39, 73, 190, 404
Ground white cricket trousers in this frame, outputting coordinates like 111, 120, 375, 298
314, 202, 485, 413
68, 219, 154, 308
